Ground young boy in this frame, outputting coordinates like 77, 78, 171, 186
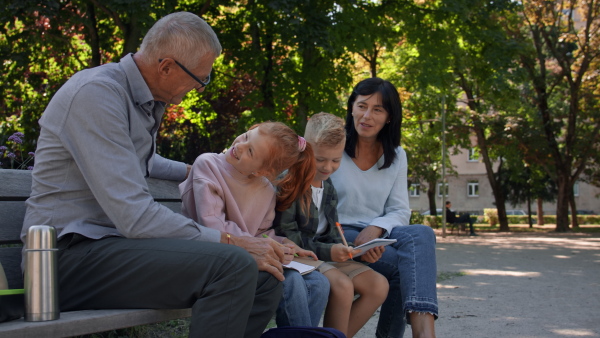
273, 112, 388, 337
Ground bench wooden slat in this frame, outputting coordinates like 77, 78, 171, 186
0, 169, 192, 335
0, 202, 27, 243
0, 170, 181, 200
0, 308, 191, 337
0, 170, 32, 198
143, 177, 182, 201
0, 247, 23, 289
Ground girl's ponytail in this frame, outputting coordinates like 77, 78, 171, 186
276, 142, 315, 213
254, 122, 316, 214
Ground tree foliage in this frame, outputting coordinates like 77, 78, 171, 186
502, 0, 600, 231
1, 0, 599, 231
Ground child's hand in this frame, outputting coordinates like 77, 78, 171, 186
282, 239, 318, 261
357, 246, 385, 263
295, 247, 318, 261
281, 243, 296, 264
330, 243, 360, 262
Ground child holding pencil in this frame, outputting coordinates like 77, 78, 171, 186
273, 112, 389, 337
179, 121, 330, 328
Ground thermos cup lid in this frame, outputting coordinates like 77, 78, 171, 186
25, 225, 57, 250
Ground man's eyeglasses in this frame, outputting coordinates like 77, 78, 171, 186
158, 58, 210, 88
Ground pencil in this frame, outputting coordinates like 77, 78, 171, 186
335, 222, 352, 259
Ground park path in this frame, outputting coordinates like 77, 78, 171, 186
355, 231, 600, 337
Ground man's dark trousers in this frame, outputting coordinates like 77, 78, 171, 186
57, 234, 281, 338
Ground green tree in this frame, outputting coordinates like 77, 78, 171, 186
213, 0, 355, 133
502, 0, 600, 232
385, 0, 523, 231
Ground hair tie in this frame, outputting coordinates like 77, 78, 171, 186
297, 136, 307, 152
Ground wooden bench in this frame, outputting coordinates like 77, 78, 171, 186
447, 221, 467, 235
0, 169, 191, 338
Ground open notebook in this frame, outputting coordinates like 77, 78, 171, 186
352, 238, 397, 257
283, 257, 324, 275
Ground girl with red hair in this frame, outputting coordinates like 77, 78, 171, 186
180, 121, 330, 328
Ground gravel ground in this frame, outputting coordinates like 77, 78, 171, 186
354, 230, 600, 338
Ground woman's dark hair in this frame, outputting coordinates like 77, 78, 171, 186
345, 77, 402, 169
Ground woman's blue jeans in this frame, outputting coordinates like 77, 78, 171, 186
275, 269, 330, 327
343, 224, 438, 338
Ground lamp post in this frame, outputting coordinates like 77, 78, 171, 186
441, 96, 447, 238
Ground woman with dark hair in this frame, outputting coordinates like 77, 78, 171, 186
331, 77, 438, 337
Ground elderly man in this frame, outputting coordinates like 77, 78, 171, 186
22, 12, 284, 337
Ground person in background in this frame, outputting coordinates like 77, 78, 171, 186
21, 12, 282, 338
274, 112, 389, 337
180, 121, 330, 329
445, 201, 477, 236
331, 77, 438, 338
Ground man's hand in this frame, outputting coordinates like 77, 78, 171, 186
227, 234, 289, 281
353, 225, 384, 246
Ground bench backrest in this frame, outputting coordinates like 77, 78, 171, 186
0, 169, 182, 289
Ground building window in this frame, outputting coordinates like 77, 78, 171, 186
468, 148, 480, 162
467, 181, 479, 197
573, 181, 579, 197
437, 183, 449, 197
409, 184, 420, 197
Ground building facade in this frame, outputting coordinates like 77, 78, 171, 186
408, 147, 600, 215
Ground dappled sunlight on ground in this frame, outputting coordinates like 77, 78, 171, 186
435, 231, 600, 252
551, 329, 599, 336
427, 232, 600, 337
462, 269, 541, 277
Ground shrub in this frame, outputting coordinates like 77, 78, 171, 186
410, 211, 425, 225
0, 132, 35, 170
423, 215, 441, 228
484, 208, 498, 226
578, 216, 600, 225
507, 215, 537, 224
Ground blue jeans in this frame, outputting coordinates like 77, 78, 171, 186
275, 269, 330, 327
343, 224, 438, 338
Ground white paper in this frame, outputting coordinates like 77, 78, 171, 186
283, 260, 318, 275
352, 238, 397, 257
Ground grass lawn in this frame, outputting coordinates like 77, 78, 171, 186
471, 223, 600, 233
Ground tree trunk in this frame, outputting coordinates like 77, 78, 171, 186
296, 44, 320, 131
554, 176, 571, 232
121, 17, 142, 57
527, 195, 533, 228
456, 71, 510, 232
537, 198, 544, 225
86, 3, 101, 67
261, 33, 275, 112
473, 116, 509, 231
427, 179, 437, 216
569, 190, 579, 229
370, 44, 378, 78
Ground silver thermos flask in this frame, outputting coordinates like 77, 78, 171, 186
24, 225, 60, 321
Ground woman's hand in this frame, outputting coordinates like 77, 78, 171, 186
357, 245, 385, 263
353, 225, 384, 246
330, 243, 361, 262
